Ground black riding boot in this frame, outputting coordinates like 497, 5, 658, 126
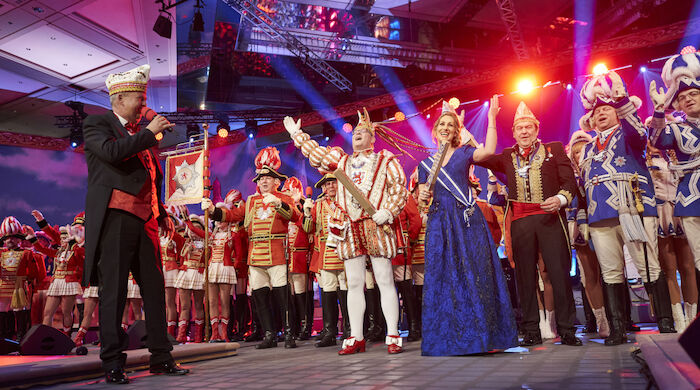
316, 291, 338, 347
623, 281, 641, 332
295, 292, 312, 340
603, 283, 627, 346
338, 289, 350, 340
232, 294, 249, 341
252, 288, 277, 349
365, 288, 384, 341
397, 280, 421, 341
272, 286, 297, 348
581, 285, 597, 333
645, 272, 676, 333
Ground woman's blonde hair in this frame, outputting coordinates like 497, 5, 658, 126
431, 112, 462, 148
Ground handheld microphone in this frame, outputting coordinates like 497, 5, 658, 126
141, 106, 173, 132
305, 186, 313, 199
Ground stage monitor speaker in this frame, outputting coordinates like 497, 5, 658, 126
126, 320, 147, 350
0, 338, 20, 354
20, 324, 75, 355
679, 316, 700, 367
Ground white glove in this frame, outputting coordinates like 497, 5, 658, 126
608, 71, 627, 100
283, 116, 301, 136
372, 209, 393, 225
31, 209, 44, 222
201, 198, 214, 212
262, 193, 282, 208
649, 80, 667, 112
303, 198, 313, 217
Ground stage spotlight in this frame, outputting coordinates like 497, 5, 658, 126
448, 97, 460, 109
192, 0, 204, 32
245, 120, 257, 139
215, 114, 230, 138
322, 123, 335, 142
640, 66, 647, 73
394, 111, 405, 121
69, 126, 83, 148
342, 122, 353, 133
155, 132, 164, 141
426, 114, 431, 119
517, 79, 535, 95
593, 63, 608, 75
566, 83, 573, 90
153, 1, 172, 39
483, 101, 489, 107
186, 124, 200, 142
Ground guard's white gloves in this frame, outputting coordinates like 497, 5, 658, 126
303, 198, 313, 217
201, 198, 214, 213
283, 116, 302, 137
262, 193, 282, 208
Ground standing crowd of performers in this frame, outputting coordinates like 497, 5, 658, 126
2, 46, 700, 358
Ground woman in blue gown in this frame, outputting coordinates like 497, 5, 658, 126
418, 95, 518, 356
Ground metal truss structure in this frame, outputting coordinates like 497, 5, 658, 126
494, 0, 530, 61
221, 0, 353, 92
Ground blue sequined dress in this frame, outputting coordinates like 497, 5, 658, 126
418, 145, 518, 356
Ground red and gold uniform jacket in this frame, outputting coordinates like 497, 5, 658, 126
180, 237, 206, 273
0, 248, 32, 301
32, 240, 84, 284
210, 226, 235, 267
288, 215, 311, 273
391, 195, 421, 266
232, 223, 248, 276
216, 191, 301, 267
160, 231, 185, 272
303, 197, 343, 273
27, 251, 48, 291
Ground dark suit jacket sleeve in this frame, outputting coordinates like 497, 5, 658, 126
478, 152, 505, 174
83, 114, 158, 164
552, 142, 577, 205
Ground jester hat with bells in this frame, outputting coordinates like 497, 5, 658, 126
660, 46, 700, 110
439, 101, 478, 147
579, 70, 642, 131
354, 107, 432, 159
252, 146, 288, 183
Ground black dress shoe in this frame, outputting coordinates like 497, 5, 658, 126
560, 332, 583, 346
150, 361, 190, 375
519, 333, 543, 347
105, 368, 129, 384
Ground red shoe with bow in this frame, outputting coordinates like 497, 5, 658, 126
338, 337, 366, 355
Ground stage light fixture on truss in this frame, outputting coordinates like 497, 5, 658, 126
215, 113, 230, 138
245, 120, 258, 139
448, 98, 460, 109
192, 0, 205, 32
69, 126, 83, 148
640, 66, 647, 73
322, 123, 335, 141
342, 122, 353, 133
394, 111, 405, 121
153, 0, 177, 39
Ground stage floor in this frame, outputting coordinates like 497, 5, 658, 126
16, 331, 657, 390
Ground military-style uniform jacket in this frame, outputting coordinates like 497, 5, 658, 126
214, 190, 301, 267
391, 195, 421, 266
0, 248, 32, 301
160, 231, 185, 272
650, 113, 700, 217
576, 97, 657, 225
303, 197, 344, 272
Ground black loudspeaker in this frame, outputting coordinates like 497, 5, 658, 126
20, 324, 75, 355
679, 316, 700, 367
126, 320, 147, 350
0, 338, 20, 354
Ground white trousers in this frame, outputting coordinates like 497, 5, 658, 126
317, 269, 348, 292
249, 265, 287, 290
344, 256, 399, 340
681, 216, 700, 271
590, 216, 660, 283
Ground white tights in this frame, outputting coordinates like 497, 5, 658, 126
344, 256, 399, 341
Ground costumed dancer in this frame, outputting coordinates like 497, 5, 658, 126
160, 206, 186, 338
175, 215, 207, 343
481, 98, 582, 347
646, 140, 697, 332
282, 177, 314, 340
283, 109, 413, 355
203, 147, 301, 349
418, 97, 518, 355
567, 130, 610, 338
649, 45, 700, 324
0, 217, 32, 340
28, 213, 85, 336
577, 70, 674, 346
207, 201, 238, 342
302, 174, 349, 347
29, 231, 52, 329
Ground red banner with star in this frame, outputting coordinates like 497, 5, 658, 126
165, 150, 204, 206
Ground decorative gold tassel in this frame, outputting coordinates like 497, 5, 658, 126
11, 287, 28, 309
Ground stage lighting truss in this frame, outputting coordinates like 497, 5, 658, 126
221, 0, 353, 92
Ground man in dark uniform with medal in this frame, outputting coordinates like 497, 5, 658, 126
481, 102, 581, 347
